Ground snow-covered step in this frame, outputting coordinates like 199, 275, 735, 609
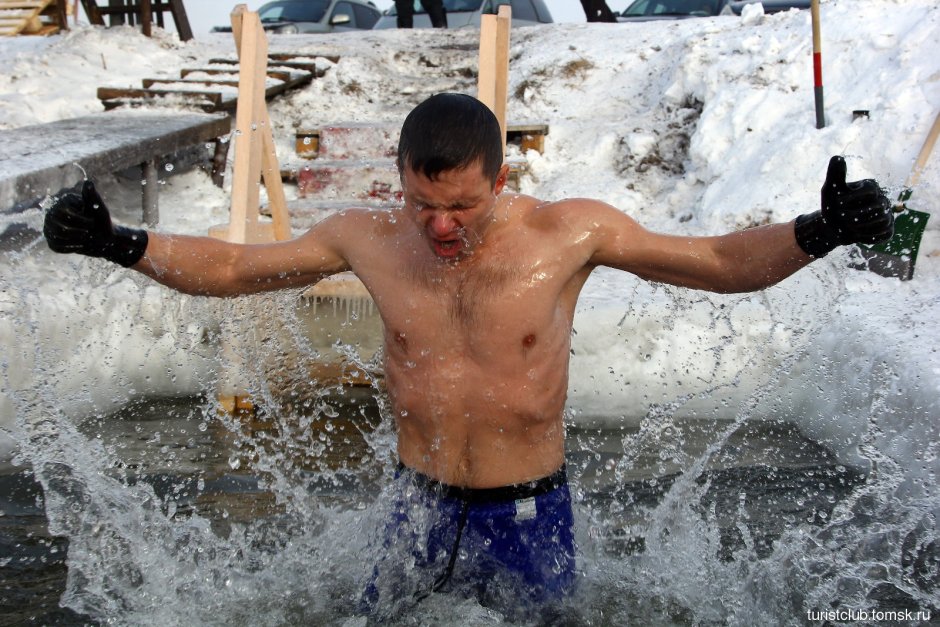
282, 158, 401, 203
296, 123, 399, 160
261, 198, 397, 231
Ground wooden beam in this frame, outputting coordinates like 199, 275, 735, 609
223, 7, 268, 244
167, 0, 190, 40
79, 0, 103, 25
477, 14, 497, 110
477, 4, 511, 155
230, 4, 291, 242
139, 0, 151, 37
493, 5, 510, 152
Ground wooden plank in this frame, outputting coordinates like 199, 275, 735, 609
0, 111, 231, 211
78, 0, 102, 25
42, 0, 67, 29
295, 130, 319, 157
506, 122, 549, 134
167, 0, 191, 41
211, 4, 291, 414
260, 73, 312, 100
230, 4, 291, 242
476, 6, 511, 155
31, 22, 60, 34
97, 86, 225, 107
181, 67, 293, 82
493, 5, 510, 153
223, 7, 268, 244
0, 2, 46, 8
139, 0, 150, 36
506, 123, 548, 154
143, 77, 243, 89
0, 0, 52, 35
210, 55, 336, 73
269, 52, 340, 64
180, 67, 240, 78
477, 14, 497, 111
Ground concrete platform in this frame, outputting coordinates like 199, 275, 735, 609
0, 110, 231, 213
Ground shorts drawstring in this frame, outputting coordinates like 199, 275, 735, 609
432, 499, 470, 592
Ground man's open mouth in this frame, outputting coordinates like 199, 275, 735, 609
433, 238, 462, 257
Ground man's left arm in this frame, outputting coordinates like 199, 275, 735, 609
587, 156, 894, 293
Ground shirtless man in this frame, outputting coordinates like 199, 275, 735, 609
44, 93, 892, 612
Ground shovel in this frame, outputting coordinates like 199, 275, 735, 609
853, 110, 939, 280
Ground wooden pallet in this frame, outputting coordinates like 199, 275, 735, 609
0, 0, 66, 36
97, 54, 331, 112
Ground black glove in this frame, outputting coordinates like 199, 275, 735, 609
43, 180, 148, 268
794, 156, 894, 258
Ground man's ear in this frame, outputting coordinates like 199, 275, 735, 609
493, 163, 510, 195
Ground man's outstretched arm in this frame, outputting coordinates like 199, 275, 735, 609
585, 156, 894, 293
44, 180, 351, 297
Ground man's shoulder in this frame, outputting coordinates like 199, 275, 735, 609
314, 206, 404, 235
513, 196, 621, 232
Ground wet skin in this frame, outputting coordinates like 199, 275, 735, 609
374, 164, 583, 487
137, 162, 812, 488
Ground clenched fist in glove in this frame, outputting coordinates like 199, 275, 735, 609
43, 180, 148, 268
794, 156, 894, 258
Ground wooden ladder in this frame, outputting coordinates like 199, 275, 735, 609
79, 0, 192, 40
0, 0, 67, 36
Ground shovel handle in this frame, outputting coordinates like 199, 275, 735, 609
907, 109, 940, 189
895, 109, 940, 211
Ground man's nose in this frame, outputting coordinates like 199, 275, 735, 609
428, 212, 458, 236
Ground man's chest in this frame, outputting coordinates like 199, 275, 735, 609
366, 262, 578, 364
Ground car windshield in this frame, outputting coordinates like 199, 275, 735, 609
622, 0, 722, 16
385, 0, 484, 15
258, 0, 329, 23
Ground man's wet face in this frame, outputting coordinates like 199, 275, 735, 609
401, 163, 502, 261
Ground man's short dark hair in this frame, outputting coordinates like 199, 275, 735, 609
398, 93, 503, 185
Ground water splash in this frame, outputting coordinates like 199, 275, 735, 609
1, 241, 937, 624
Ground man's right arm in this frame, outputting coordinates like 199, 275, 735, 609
134, 226, 351, 297
44, 180, 352, 297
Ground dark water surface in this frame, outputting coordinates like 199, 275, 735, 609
1, 392, 936, 626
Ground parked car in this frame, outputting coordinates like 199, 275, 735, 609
372, 0, 553, 29
617, 0, 808, 21
212, 0, 381, 34
617, 0, 730, 21
726, 0, 810, 15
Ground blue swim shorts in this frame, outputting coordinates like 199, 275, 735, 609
361, 464, 577, 616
